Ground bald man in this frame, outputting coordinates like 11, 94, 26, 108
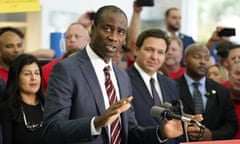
0, 27, 25, 82
42, 23, 90, 91
176, 43, 237, 141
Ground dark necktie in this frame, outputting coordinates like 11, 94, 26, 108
150, 78, 162, 106
103, 66, 122, 144
192, 82, 203, 114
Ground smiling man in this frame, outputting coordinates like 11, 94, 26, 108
127, 29, 181, 143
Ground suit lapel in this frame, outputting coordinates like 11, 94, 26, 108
128, 66, 162, 123
204, 79, 217, 116
77, 50, 110, 138
178, 76, 195, 114
112, 65, 129, 140
114, 65, 125, 99
77, 50, 106, 115
157, 74, 167, 102
129, 66, 154, 106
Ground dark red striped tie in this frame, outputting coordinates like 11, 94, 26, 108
103, 66, 122, 144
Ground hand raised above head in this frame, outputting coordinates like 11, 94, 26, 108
133, 0, 143, 13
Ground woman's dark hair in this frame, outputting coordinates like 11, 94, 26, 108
2, 54, 44, 121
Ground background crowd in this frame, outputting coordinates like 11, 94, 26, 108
0, 1, 240, 144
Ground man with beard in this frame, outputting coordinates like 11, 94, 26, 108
175, 43, 237, 141
165, 8, 195, 66
164, 37, 185, 79
0, 27, 25, 82
165, 8, 195, 51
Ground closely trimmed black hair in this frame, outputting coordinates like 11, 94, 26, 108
0, 27, 24, 38
165, 7, 179, 18
229, 44, 240, 51
93, 5, 127, 26
216, 40, 233, 58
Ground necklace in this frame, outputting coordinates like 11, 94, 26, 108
20, 103, 44, 132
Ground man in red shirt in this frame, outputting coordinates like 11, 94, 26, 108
219, 44, 240, 88
42, 23, 90, 91
0, 27, 25, 82
164, 37, 185, 79
229, 61, 240, 139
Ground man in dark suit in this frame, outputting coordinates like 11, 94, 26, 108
176, 43, 237, 141
43, 5, 182, 144
0, 78, 5, 96
0, 78, 4, 144
127, 29, 182, 143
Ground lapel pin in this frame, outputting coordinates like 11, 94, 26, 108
211, 90, 216, 94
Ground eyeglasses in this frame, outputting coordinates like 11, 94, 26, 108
21, 103, 44, 132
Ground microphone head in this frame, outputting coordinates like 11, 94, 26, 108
162, 102, 173, 109
162, 102, 179, 114
150, 106, 165, 117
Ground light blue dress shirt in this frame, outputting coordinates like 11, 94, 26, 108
184, 74, 208, 111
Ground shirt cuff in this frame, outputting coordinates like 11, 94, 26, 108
156, 127, 168, 143
91, 117, 102, 135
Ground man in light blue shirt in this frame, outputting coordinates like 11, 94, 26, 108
176, 43, 237, 141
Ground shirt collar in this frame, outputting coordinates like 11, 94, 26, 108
134, 62, 158, 82
184, 73, 206, 87
166, 30, 180, 38
86, 44, 113, 71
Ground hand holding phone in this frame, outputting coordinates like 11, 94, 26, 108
218, 28, 236, 37
136, 0, 154, 7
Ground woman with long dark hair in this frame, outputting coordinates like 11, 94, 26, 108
0, 54, 44, 144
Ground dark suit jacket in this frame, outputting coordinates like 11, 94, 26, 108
0, 78, 5, 144
176, 76, 238, 140
127, 65, 180, 126
0, 78, 5, 98
127, 65, 182, 144
43, 49, 162, 144
0, 101, 11, 144
179, 33, 195, 51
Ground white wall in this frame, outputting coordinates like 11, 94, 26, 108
182, 0, 198, 40
0, 0, 198, 51
39, 0, 133, 49
26, 0, 197, 51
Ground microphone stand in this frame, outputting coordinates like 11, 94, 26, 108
172, 100, 189, 142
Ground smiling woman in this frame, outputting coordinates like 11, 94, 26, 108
207, 64, 229, 85
0, 54, 45, 144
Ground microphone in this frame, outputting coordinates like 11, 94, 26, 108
162, 102, 183, 115
162, 102, 173, 109
151, 106, 205, 129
